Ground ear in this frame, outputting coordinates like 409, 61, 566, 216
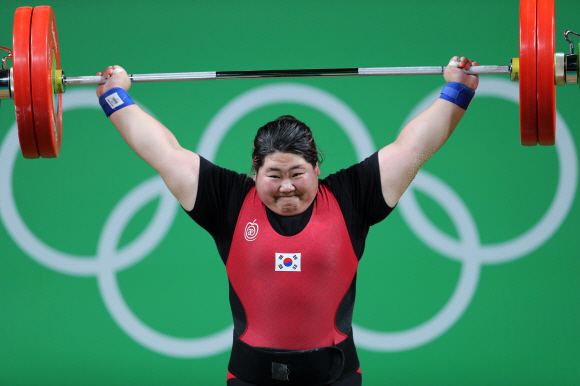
314, 163, 321, 176
253, 172, 257, 182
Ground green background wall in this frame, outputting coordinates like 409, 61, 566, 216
1, 1, 579, 384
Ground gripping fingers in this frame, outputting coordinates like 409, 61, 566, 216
463, 59, 474, 70
449, 56, 461, 67
448, 57, 476, 71
449, 56, 466, 68
102, 66, 114, 80
104, 66, 126, 79
99, 65, 126, 81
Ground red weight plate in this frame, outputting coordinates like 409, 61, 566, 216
537, 0, 556, 145
30, 6, 62, 158
13, 7, 39, 159
519, 0, 538, 146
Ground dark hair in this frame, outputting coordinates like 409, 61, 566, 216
251, 115, 323, 175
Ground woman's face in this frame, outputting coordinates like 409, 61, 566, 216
253, 152, 320, 216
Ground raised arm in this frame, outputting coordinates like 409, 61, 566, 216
378, 56, 479, 207
96, 66, 200, 211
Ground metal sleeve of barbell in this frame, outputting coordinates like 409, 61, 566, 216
358, 65, 510, 75
64, 72, 218, 85
63, 65, 510, 85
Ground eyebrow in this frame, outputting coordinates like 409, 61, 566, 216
265, 165, 306, 172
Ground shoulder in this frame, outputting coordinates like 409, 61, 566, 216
198, 156, 249, 184
321, 152, 381, 193
321, 152, 393, 225
188, 156, 254, 217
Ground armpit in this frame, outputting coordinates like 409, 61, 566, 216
408, 149, 435, 182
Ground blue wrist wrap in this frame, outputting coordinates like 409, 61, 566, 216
99, 88, 135, 117
439, 82, 475, 110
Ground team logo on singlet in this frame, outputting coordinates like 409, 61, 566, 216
244, 220, 259, 241
275, 253, 301, 272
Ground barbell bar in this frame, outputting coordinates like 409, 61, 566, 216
63, 65, 511, 86
0, 1, 579, 159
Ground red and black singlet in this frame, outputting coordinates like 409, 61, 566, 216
227, 185, 358, 350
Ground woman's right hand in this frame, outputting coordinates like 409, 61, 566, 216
96, 65, 131, 98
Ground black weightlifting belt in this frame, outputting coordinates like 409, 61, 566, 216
228, 329, 359, 386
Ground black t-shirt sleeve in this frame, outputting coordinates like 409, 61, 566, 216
321, 151, 393, 260
183, 156, 253, 263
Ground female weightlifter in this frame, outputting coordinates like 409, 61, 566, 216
95, 56, 479, 386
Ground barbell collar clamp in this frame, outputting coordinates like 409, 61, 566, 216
0, 68, 12, 99
565, 53, 579, 84
510, 58, 519, 81
53, 69, 65, 94
555, 53, 566, 85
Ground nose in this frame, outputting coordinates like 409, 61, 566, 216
279, 179, 295, 193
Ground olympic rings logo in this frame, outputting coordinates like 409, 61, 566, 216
0, 80, 577, 357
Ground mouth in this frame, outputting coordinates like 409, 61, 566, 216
276, 195, 299, 200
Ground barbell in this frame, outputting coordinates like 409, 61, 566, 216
0, 1, 578, 159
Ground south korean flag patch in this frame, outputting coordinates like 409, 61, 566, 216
275, 253, 301, 272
